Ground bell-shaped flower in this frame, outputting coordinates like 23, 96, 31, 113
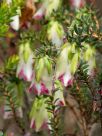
28, 80, 49, 95
83, 43, 96, 76
53, 80, 65, 113
28, 55, 53, 95
35, 55, 53, 91
45, 0, 61, 17
47, 21, 64, 47
33, 4, 46, 20
54, 89, 65, 106
10, 15, 20, 31
34, 0, 61, 19
16, 42, 34, 81
30, 97, 50, 132
7, 1, 20, 31
70, 0, 85, 9
6, 0, 20, 31
58, 70, 73, 87
56, 43, 79, 87
87, 57, 96, 76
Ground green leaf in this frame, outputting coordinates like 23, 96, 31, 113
36, 58, 44, 82
30, 98, 49, 132
70, 52, 79, 74
6, 55, 19, 70
84, 46, 95, 61
44, 56, 52, 74
23, 42, 31, 63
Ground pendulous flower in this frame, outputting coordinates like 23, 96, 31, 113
33, 4, 46, 20
83, 43, 96, 76
53, 80, 65, 113
30, 97, 50, 132
6, 0, 20, 31
29, 80, 49, 95
34, 0, 61, 19
10, 14, 20, 31
47, 21, 64, 47
70, 0, 85, 9
16, 42, 34, 81
56, 43, 75, 87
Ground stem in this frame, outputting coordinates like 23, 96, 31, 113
4, 91, 25, 134
65, 99, 88, 136
100, 93, 102, 128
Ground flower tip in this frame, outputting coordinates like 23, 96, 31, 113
30, 119, 35, 129
59, 100, 65, 106
34, 14, 44, 20
58, 73, 73, 87
41, 83, 49, 95
10, 15, 20, 31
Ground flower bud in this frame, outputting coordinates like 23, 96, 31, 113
53, 80, 65, 113
83, 44, 96, 76
6, 0, 20, 31
47, 21, 64, 47
30, 98, 49, 132
34, 0, 61, 20
45, 0, 61, 17
54, 89, 65, 106
58, 72, 73, 87
29, 81, 49, 95
56, 43, 74, 87
16, 42, 34, 81
70, 0, 85, 9
35, 56, 53, 90
33, 5, 46, 20
10, 15, 20, 31
35, 58, 44, 82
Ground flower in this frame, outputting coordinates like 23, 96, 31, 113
56, 43, 74, 87
70, 0, 85, 9
28, 55, 53, 95
54, 89, 65, 107
10, 15, 20, 31
87, 57, 96, 76
47, 21, 64, 47
34, 0, 61, 19
29, 81, 49, 95
16, 42, 34, 81
30, 98, 49, 132
45, 0, 61, 17
83, 43, 96, 76
29, 57, 53, 95
6, 0, 20, 31
58, 71, 73, 87
56, 43, 79, 87
53, 80, 65, 113
33, 5, 46, 20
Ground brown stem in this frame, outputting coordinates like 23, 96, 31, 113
65, 99, 88, 136
4, 91, 25, 134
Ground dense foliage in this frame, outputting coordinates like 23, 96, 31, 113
0, 0, 102, 136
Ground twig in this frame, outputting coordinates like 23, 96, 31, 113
65, 99, 88, 136
4, 91, 25, 134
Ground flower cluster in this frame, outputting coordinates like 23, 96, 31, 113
15, 0, 96, 133
16, 40, 96, 132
